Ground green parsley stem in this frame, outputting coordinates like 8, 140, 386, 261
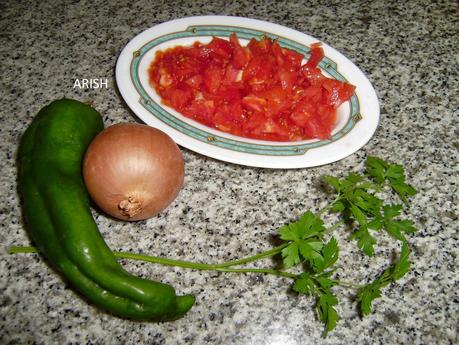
9, 245, 297, 279
331, 279, 363, 289
317, 194, 342, 216
9, 218, 345, 269
212, 243, 290, 267
115, 251, 298, 278
8, 246, 38, 254
115, 248, 293, 271
323, 219, 345, 234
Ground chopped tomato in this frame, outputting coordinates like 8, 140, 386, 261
185, 74, 203, 89
305, 42, 325, 68
222, 64, 241, 84
277, 68, 297, 91
281, 47, 304, 70
230, 33, 252, 69
207, 37, 233, 59
247, 36, 272, 56
148, 33, 355, 141
322, 79, 356, 108
242, 95, 267, 113
256, 86, 291, 116
217, 85, 242, 101
160, 86, 193, 110
203, 66, 224, 94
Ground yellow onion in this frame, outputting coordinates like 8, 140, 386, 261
83, 123, 184, 221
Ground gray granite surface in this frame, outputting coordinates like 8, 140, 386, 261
0, 0, 458, 344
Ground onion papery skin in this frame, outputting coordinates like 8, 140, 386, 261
83, 123, 184, 221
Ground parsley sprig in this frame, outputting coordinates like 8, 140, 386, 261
10, 156, 417, 336
357, 242, 411, 316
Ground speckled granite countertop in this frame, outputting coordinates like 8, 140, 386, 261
1, 0, 458, 344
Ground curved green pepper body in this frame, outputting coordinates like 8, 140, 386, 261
18, 99, 195, 320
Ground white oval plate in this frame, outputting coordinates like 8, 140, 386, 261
116, 16, 379, 169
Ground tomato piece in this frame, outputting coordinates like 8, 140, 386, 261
207, 36, 233, 59
216, 101, 245, 124
229, 33, 241, 48
241, 54, 261, 82
243, 54, 276, 91
300, 65, 327, 85
322, 79, 356, 108
256, 86, 291, 116
316, 103, 336, 132
182, 100, 215, 125
182, 42, 212, 60
271, 41, 286, 67
277, 68, 297, 91
241, 95, 267, 113
213, 106, 242, 134
271, 41, 304, 72
281, 47, 304, 70
302, 85, 324, 103
217, 85, 242, 101
203, 66, 224, 94
290, 102, 313, 128
291, 99, 335, 139
223, 64, 241, 84
232, 46, 252, 69
229, 32, 252, 68
227, 100, 245, 123
162, 86, 193, 110
305, 42, 324, 68
247, 37, 272, 56
244, 112, 287, 136
185, 74, 203, 89
243, 112, 265, 131
303, 117, 330, 140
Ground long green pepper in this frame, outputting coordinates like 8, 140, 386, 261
18, 99, 195, 320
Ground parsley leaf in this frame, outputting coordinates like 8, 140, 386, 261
299, 241, 324, 271
382, 204, 417, 242
324, 160, 417, 256
323, 175, 341, 193
281, 242, 300, 268
317, 291, 340, 336
392, 241, 411, 280
358, 285, 382, 316
357, 242, 411, 315
365, 156, 388, 184
293, 272, 340, 335
293, 272, 316, 295
365, 156, 417, 203
323, 170, 384, 256
350, 226, 377, 256
318, 237, 339, 272
279, 211, 326, 270
390, 180, 417, 203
